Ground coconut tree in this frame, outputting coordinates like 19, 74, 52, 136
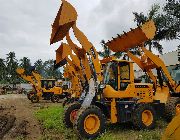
34, 59, 44, 76
0, 58, 7, 84
98, 40, 123, 59
133, 0, 180, 54
43, 59, 62, 79
6, 52, 19, 84
19, 57, 31, 72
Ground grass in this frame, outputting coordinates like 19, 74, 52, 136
35, 105, 167, 140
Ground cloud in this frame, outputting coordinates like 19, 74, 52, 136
0, 0, 60, 63
0, 0, 177, 64
88, 0, 170, 50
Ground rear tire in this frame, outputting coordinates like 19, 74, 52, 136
63, 102, 81, 128
74, 105, 106, 139
164, 97, 180, 121
133, 104, 156, 129
51, 94, 60, 103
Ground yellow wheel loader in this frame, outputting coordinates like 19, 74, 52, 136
50, 1, 179, 139
16, 67, 68, 103
62, 64, 82, 106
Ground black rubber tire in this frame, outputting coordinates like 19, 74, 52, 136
132, 104, 156, 129
63, 102, 81, 128
51, 94, 60, 103
74, 105, 106, 139
164, 97, 180, 121
30, 94, 39, 103
27, 92, 35, 100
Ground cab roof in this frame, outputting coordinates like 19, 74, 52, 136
41, 79, 56, 81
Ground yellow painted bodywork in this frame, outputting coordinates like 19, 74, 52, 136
111, 98, 118, 123
63, 64, 81, 98
162, 105, 180, 140
105, 20, 179, 103
50, 0, 102, 82
16, 68, 42, 97
50, 1, 179, 129
16, 68, 64, 99
106, 20, 156, 52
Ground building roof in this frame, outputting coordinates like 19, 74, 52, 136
159, 50, 179, 66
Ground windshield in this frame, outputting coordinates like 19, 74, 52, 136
103, 62, 118, 90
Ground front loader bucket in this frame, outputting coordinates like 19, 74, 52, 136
105, 20, 156, 52
50, 0, 77, 44
55, 43, 72, 67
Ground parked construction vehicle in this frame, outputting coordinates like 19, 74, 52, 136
50, 1, 179, 139
16, 67, 68, 103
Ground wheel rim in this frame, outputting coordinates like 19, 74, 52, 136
142, 110, 153, 126
84, 114, 100, 134
176, 104, 180, 115
70, 109, 78, 123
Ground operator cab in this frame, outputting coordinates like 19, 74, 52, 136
41, 79, 56, 90
101, 58, 134, 91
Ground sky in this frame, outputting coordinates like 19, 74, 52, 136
0, 0, 179, 63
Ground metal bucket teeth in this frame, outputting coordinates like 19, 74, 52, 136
50, 0, 77, 44
105, 20, 156, 52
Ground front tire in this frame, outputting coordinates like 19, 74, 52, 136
74, 105, 106, 139
27, 92, 35, 100
63, 102, 81, 128
30, 94, 39, 103
133, 104, 156, 129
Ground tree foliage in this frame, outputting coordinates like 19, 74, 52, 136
133, 0, 180, 54
0, 52, 62, 84
6, 52, 19, 84
0, 58, 7, 84
98, 40, 123, 59
19, 57, 31, 72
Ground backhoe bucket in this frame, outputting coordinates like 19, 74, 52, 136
105, 20, 156, 52
16, 68, 25, 75
55, 43, 72, 67
50, 0, 77, 44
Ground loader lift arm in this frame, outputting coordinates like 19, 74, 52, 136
50, 0, 102, 84
105, 20, 180, 95
16, 68, 42, 94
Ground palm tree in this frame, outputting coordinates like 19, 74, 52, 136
98, 40, 112, 58
0, 58, 7, 84
6, 52, 19, 84
133, 1, 180, 54
34, 59, 44, 76
133, 4, 163, 54
43, 59, 62, 79
19, 57, 31, 71
98, 40, 123, 59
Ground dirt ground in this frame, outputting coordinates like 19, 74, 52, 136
0, 94, 45, 140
